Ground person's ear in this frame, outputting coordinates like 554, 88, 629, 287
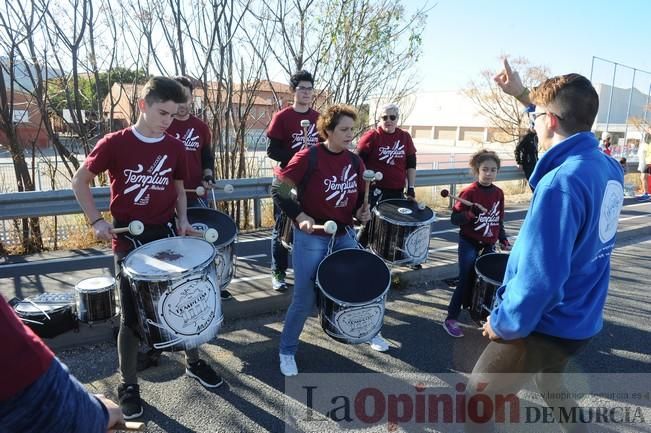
137, 98, 146, 112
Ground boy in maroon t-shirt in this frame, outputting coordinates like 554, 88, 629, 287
266, 70, 320, 291
72, 77, 223, 420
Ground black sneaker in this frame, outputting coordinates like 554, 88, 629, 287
117, 383, 143, 419
410, 264, 423, 270
136, 349, 161, 372
186, 359, 224, 388
220, 289, 233, 300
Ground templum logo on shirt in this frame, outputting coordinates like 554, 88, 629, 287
474, 201, 501, 237
291, 124, 319, 149
174, 128, 200, 151
122, 154, 172, 204
323, 164, 358, 208
378, 141, 405, 165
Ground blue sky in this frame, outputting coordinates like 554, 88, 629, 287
411, 0, 651, 92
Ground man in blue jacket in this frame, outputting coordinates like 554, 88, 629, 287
464, 60, 625, 433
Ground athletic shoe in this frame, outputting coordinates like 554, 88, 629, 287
220, 289, 233, 300
279, 354, 298, 376
186, 359, 224, 388
117, 383, 143, 420
410, 264, 423, 270
443, 319, 464, 338
368, 333, 390, 352
636, 193, 650, 202
272, 271, 288, 292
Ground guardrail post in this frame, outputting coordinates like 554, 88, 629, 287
254, 198, 261, 228
449, 184, 456, 209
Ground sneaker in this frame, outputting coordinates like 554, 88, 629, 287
279, 354, 298, 376
272, 271, 288, 292
368, 333, 390, 352
443, 319, 464, 338
410, 264, 423, 270
220, 289, 233, 300
186, 359, 224, 388
117, 383, 143, 420
636, 193, 650, 201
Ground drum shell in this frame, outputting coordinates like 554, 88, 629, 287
14, 293, 76, 339
368, 199, 435, 265
76, 277, 118, 323
316, 249, 391, 344
122, 238, 222, 352
469, 253, 509, 324
278, 213, 294, 252
187, 207, 238, 289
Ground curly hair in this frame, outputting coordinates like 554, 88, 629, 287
469, 149, 501, 175
530, 73, 598, 134
289, 70, 315, 91
317, 104, 358, 139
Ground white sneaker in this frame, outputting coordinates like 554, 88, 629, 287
368, 333, 390, 352
279, 354, 298, 376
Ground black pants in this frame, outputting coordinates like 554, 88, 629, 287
465, 332, 591, 433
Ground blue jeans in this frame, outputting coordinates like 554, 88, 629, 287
447, 236, 494, 320
279, 228, 358, 355
271, 202, 289, 274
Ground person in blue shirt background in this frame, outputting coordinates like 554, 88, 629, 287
464, 59, 625, 433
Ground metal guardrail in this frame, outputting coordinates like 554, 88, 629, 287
0, 167, 526, 223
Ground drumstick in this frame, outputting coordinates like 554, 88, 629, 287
110, 220, 144, 236
440, 189, 487, 213
362, 170, 376, 206
186, 186, 206, 196
112, 421, 145, 431
312, 220, 337, 234
374, 171, 383, 182
300, 119, 310, 149
187, 227, 219, 243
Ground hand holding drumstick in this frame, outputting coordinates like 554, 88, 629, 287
300, 119, 311, 149
440, 189, 487, 213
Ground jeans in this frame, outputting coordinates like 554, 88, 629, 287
271, 202, 289, 274
279, 228, 358, 355
447, 235, 494, 320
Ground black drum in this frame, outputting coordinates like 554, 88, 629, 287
316, 248, 391, 344
187, 207, 238, 290
469, 253, 509, 324
14, 292, 76, 338
75, 276, 118, 323
278, 213, 294, 251
368, 199, 436, 265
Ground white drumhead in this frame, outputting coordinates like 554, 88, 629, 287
76, 276, 116, 293
122, 237, 216, 280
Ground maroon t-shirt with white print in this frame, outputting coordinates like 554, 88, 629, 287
453, 181, 505, 245
278, 144, 366, 229
356, 126, 416, 190
267, 106, 320, 170
167, 115, 212, 193
84, 127, 187, 251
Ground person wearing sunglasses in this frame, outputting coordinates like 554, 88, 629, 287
462, 60, 625, 433
355, 103, 417, 248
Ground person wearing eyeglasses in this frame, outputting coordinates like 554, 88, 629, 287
462, 60, 625, 433
266, 70, 320, 292
355, 103, 417, 249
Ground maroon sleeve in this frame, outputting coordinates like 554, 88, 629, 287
404, 130, 416, 156
355, 129, 375, 161
84, 134, 113, 175
266, 110, 285, 140
278, 147, 310, 186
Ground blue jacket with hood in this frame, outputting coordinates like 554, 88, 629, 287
491, 132, 624, 340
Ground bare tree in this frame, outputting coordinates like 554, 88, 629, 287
464, 56, 550, 144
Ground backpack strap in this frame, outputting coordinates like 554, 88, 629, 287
297, 144, 319, 200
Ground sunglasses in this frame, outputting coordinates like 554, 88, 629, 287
381, 115, 397, 121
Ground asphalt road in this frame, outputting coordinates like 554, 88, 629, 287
53, 199, 651, 433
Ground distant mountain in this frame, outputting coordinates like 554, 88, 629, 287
1, 56, 64, 92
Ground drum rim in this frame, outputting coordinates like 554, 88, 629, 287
15, 302, 72, 315
474, 252, 509, 286
187, 206, 239, 247
122, 237, 217, 281
316, 248, 391, 306
372, 198, 436, 226
75, 276, 116, 293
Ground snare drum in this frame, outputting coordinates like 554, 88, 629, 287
278, 212, 294, 251
14, 292, 76, 338
469, 253, 509, 324
187, 207, 238, 289
368, 199, 436, 265
76, 276, 118, 323
122, 237, 221, 351
316, 248, 391, 344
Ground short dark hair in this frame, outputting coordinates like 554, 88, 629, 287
317, 104, 357, 138
174, 76, 194, 92
530, 73, 598, 134
289, 70, 314, 92
140, 76, 187, 106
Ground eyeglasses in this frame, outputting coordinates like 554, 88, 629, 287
529, 111, 564, 123
296, 86, 314, 92
381, 115, 397, 121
